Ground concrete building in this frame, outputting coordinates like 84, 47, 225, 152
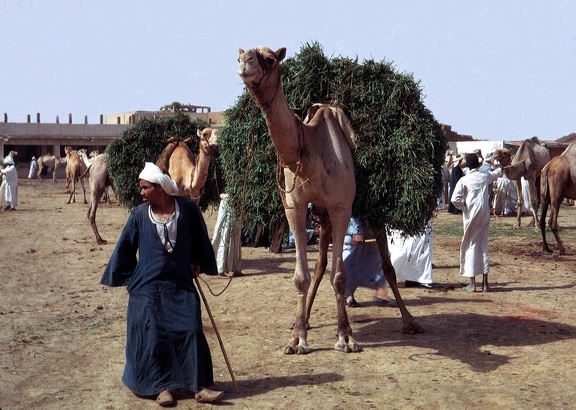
0, 107, 224, 177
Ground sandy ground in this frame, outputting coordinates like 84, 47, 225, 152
2, 178, 576, 409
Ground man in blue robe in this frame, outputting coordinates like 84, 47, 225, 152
101, 162, 224, 406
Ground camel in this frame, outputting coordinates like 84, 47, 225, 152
37, 147, 71, 183
156, 128, 219, 203
540, 141, 576, 254
501, 137, 550, 230
81, 153, 114, 245
65, 149, 90, 204
238, 46, 422, 355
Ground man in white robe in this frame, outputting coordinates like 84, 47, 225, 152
28, 156, 38, 179
388, 218, 438, 289
451, 153, 501, 292
1, 156, 18, 211
211, 193, 243, 277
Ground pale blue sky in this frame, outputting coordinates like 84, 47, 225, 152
1, 0, 574, 141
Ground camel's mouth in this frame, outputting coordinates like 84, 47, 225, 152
238, 49, 264, 85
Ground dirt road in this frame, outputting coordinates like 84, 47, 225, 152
1, 179, 576, 409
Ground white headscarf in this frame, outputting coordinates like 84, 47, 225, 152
138, 162, 179, 196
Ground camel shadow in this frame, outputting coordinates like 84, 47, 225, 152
240, 255, 296, 277
354, 312, 576, 372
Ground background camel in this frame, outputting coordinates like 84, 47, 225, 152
65, 149, 90, 204
502, 137, 550, 229
37, 147, 71, 183
540, 141, 576, 254
156, 128, 219, 203
81, 153, 114, 245
238, 46, 422, 355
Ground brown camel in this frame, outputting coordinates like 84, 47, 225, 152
540, 141, 576, 254
37, 147, 71, 183
238, 46, 422, 355
156, 128, 219, 203
502, 137, 550, 230
65, 149, 89, 204
81, 153, 114, 245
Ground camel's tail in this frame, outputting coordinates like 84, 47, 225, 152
80, 164, 92, 179
541, 165, 550, 203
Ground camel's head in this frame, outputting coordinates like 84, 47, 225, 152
197, 128, 219, 155
491, 148, 512, 167
444, 150, 454, 166
237, 46, 286, 89
8, 150, 18, 157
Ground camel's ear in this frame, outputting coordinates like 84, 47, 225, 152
275, 47, 286, 62
238, 48, 245, 56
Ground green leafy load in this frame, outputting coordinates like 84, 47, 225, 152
106, 114, 223, 211
221, 42, 448, 237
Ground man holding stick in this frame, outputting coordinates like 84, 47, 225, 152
101, 162, 225, 406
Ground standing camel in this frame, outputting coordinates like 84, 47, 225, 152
540, 141, 576, 254
81, 153, 114, 245
37, 147, 71, 183
238, 46, 421, 355
65, 149, 90, 204
502, 137, 550, 230
156, 128, 219, 204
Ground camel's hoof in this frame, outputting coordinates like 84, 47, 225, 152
296, 345, 311, 355
402, 322, 425, 335
284, 346, 296, 355
284, 345, 311, 355
96, 239, 107, 245
543, 247, 553, 254
334, 340, 362, 353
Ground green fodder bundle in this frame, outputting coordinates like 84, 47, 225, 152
222, 41, 448, 236
106, 114, 223, 211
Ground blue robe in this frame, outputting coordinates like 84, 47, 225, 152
101, 196, 218, 396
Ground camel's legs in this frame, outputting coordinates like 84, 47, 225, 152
373, 227, 424, 334
329, 212, 361, 353
514, 179, 523, 229
88, 187, 107, 245
527, 177, 541, 229
548, 196, 566, 255
305, 212, 331, 324
284, 206, 312, 355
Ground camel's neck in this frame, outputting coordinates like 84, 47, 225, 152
190, 146, 212, 192
251, 76, 302, 167
79, 153, 91, 168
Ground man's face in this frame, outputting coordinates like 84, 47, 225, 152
139, 180, 161, 205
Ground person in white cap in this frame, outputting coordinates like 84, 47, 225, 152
28, 156, 38, 179
100, 162, 224, 406
1, 156, 18, 211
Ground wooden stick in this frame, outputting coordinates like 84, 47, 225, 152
194, 277, 240, 393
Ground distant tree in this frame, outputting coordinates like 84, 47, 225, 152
160, 102, 193, 112
106, 114, 223, 211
